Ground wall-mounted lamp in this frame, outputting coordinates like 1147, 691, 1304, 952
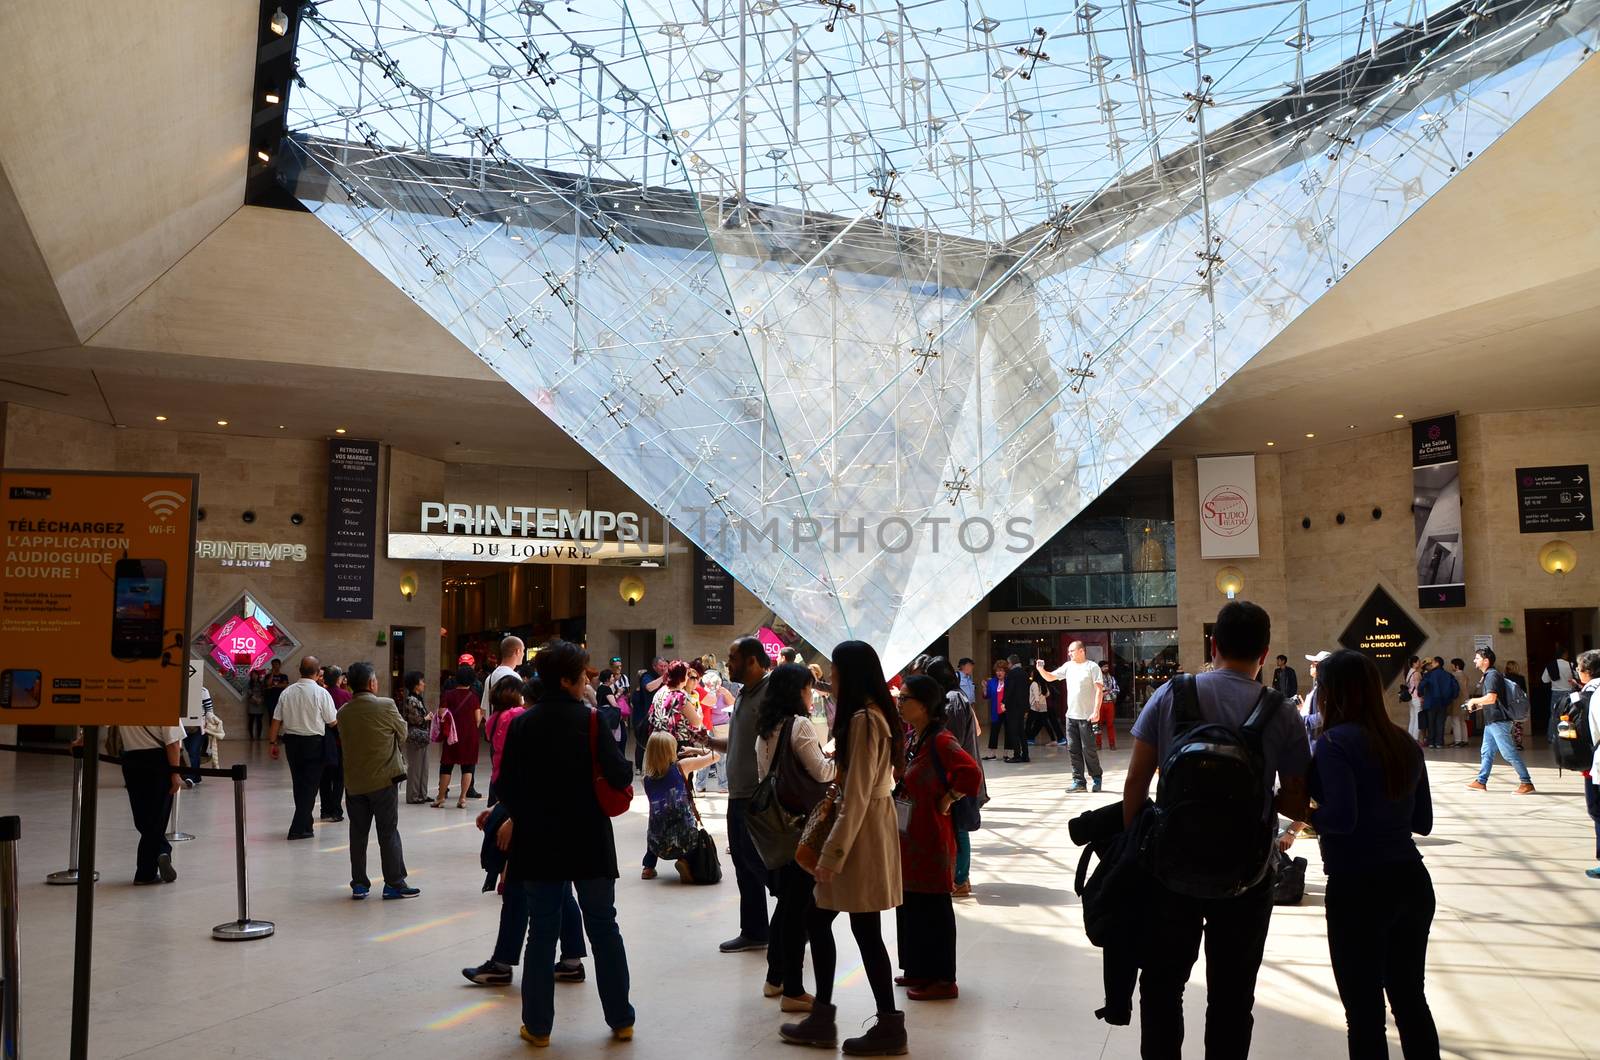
1538, 540, 1578, 577
399, 571, 419, 602
619, 576, 646, 607
1215, 566, 1245, 600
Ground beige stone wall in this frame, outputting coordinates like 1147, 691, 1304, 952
1175, 407, 1600, 695
3, 404, 446, 731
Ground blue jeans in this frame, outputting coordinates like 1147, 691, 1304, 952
183, 727, 207, 783
521, 879, 633, 1036
493, 881, 586, 967
1477, 721, 1531, 784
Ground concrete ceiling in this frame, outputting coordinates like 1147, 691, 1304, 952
0, 4, 1596, 479
1155, 56, 1600, 459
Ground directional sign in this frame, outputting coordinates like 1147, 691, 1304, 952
1516, 465, 1591, 534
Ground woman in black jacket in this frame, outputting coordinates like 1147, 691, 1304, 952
495, 640, 635, 1048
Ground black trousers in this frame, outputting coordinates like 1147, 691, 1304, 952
896, 890, 956, 982
319, 730, 344, 818
1025, 709, 1064, 744
120, 748, 172, 882
1004, 707, 1029, 759
347, 784, 408, 888
281, 734, 324, 836
726, 798, 776, 947
1326, 861, 1440, 1060
774, 861, 815, 996
1138, 876, 1274, 1060
246, 713, 265, 740
986, 713, 1008, 751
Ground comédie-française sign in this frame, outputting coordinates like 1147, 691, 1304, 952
988, 607, 1178, 631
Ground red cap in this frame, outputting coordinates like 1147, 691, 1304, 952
457, 653, 475, 666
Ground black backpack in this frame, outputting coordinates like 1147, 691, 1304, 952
1143, 675, 1283, 899
1553, 687, 1594, 774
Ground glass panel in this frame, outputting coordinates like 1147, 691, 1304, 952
281, 0, 1600, 668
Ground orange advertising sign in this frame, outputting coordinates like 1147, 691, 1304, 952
1, 469, 197, 724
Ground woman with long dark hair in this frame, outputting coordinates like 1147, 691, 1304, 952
756, 662, 836, 1010
780, 641, 907, 1055
1301, 649, 1439, 1059
398, 670, 433, 804
892, 675, 980, 999
924, 657, 986, 897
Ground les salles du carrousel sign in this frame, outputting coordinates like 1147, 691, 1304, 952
988, 608, 1179, 631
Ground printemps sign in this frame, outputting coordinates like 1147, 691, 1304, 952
388, 502, 664, 565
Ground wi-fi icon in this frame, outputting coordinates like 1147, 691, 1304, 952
143, 490, 187, 522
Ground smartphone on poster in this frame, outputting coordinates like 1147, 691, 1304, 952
1, 669, 43, 709
112, 558, 168, 659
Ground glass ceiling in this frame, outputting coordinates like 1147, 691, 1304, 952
283, 0, 1599, 667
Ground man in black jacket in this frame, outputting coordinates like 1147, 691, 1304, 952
1002, 655, 1033, 763
496, 640, 635, 1047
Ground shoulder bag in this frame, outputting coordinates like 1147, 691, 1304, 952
589, 708, 634, 817
928, 730, 980, 832
746, 718, 809, 869
794, 781, 842, 875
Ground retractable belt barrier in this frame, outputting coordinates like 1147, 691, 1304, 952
0, 743, 274, 941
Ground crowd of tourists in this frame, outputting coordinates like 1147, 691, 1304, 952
80, 605, 1600, 1058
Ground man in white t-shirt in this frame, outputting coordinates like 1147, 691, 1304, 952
1037, 641, 1105, 793
482, 635, 526, 716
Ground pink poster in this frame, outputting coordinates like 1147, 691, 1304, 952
756, 626, 786, 663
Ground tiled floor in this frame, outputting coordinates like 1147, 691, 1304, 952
2, 734, 1596, 1058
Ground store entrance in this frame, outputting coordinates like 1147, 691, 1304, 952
988, 627, 1178, 721
440, 561, 586, 677
1524, 608, 1597, 739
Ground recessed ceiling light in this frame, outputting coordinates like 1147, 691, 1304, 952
217, 419, 229, 427
1304, 432, 1315, 439
334, 427, 347, 434
155, 415, 168, 422
278, 424, 286, 430
1393, 413, 1405, 419
264, 92, 281, 105
1346, 424, 1358, 430
1266, 441, 1275, 447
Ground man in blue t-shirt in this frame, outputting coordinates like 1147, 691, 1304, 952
1464, 647, 1534, 793
1122, 600, 1310, 1060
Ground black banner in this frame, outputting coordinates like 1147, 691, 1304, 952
324, 439, 379, 619
1516, 465, 1591, 534
1411, 414, 1465, 608
692, 547, 735, 625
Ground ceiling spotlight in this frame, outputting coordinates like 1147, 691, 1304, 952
264, 92, 281, 105
216, 419, 230, 427
269, 6, 289, 35
256, 149, 271, 163
278, 424, 286, 430
1346, 424, 1358, 430
1304, 432, 1315, 438
155, 415, 168, 422
334, 427, 347, 434
1394, 412, 1406, 419
1265, 440, 1275, 447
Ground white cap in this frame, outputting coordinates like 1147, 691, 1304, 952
1305, 650, 1333, 664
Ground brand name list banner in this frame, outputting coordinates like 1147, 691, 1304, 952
1196, 455, 1260, 559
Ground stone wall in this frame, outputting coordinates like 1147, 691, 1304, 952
2, 403, 446, 732
1175, 407, 1600, 691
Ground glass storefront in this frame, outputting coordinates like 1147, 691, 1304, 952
986, 475, 1179, 720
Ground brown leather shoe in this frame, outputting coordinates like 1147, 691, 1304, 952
1465, 780, 1487, 791
907, 981, 959, 1001
1514, 783, 1536, 795
641, 867, 657, 880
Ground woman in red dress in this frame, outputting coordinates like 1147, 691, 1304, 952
892, 675, 981, 1001
434, 664, 483, 808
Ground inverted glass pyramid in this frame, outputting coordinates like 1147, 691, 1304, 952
282, 0, 1598, 668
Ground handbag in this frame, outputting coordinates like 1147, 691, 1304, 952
927, 730, 980, 832
589, 709, 634, 817
680, 827, 723, 884
774, 717, 828, 814
794, 781, 842, 874
747, 718, 809, 869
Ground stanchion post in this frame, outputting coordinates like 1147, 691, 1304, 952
165, 785, 195, 843
1, 815, 21, 1060
212, 764, 273, 941
69, 726, 100, 1060
47, 748, 99, 885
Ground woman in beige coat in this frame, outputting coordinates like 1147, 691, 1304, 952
780, 641, 907, 1056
